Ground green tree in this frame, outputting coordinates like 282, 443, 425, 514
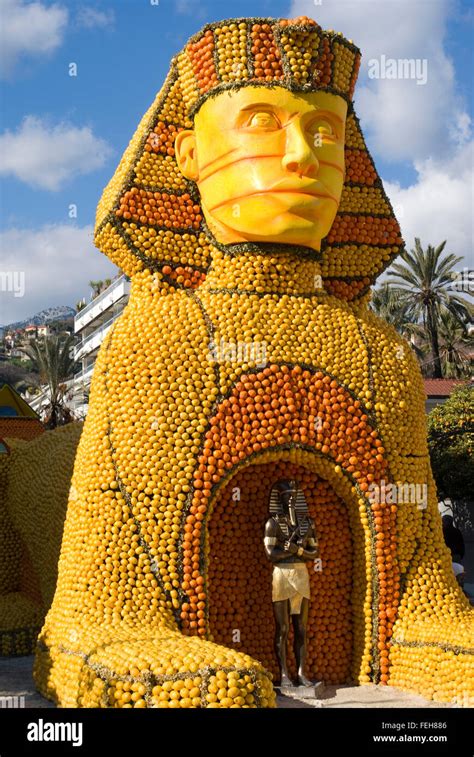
48, 318, 74, 336
7, 356, 38, 373
0, 362, 38, 389
20, 335, 77, 428
425, 309, 472, 378
428, 385, 473, 505
89, 280, 104, 299
370, 283, 427, 366
370, 283, 416, 335
387, 239, 471, 378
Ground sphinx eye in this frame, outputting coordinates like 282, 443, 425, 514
246, 111, 281, 130
308, 118, 337, 141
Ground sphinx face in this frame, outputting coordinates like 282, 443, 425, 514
175, 87, 347, 251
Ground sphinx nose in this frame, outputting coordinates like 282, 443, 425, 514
282, 121, 319, 177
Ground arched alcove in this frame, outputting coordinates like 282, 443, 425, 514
180, 366, 392, 683
206, 457, 354, 684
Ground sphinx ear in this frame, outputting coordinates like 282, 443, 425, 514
175, 130, 199, 181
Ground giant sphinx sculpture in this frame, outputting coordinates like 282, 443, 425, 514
34, 16, 473, 708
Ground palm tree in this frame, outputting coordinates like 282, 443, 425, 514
387, 239, 472, 377
370, 283, 416, 335
89, 280, 104, 299
426, 309, 472, 378
13, 376, 40, 395
370, 283, 428, 366
76, 298, 86, 312
20, 335, 77, 428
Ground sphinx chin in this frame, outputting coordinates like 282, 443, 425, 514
208, 208, 327, 248
241, 216, 329, 248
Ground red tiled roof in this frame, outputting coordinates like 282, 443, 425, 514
423, 379, 469, 397
0, 417, 45, 442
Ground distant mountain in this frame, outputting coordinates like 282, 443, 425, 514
2, 305, 76, 331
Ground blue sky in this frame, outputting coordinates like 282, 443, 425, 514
0, 0, 473, 323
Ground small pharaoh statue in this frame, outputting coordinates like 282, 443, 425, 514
264, 479, 320, 688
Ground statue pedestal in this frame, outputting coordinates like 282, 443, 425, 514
278, 681, 325, 699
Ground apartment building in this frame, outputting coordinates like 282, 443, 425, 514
73, 274, 131, 417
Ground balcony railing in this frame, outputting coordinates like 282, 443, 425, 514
74, 311, 122, 360
75, 275, 130, 333
73, 363, 95, 385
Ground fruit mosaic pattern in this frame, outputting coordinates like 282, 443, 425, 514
0, 424, 82, 656
29, 16, 474, 708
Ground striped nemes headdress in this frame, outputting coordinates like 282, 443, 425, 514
268, 479, 309, 515
95, 16, 403, 302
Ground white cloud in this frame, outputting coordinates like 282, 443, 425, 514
176, 0, 194, 13
290, 0, 471, 162
0, 116, 113, 190
0, 0, 68, 78
0, 224, 119, 325
76, 6, 115, 29
176, 0, 207, 18
290, 0, 472, 268
383, 140, 474, 259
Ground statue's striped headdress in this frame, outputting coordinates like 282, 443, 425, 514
268, 479, 309, 515
95, 16, 403, 301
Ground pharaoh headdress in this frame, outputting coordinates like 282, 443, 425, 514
268, 479, 311, 538
268, 479, 309, 516
95, 16, 403, 302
